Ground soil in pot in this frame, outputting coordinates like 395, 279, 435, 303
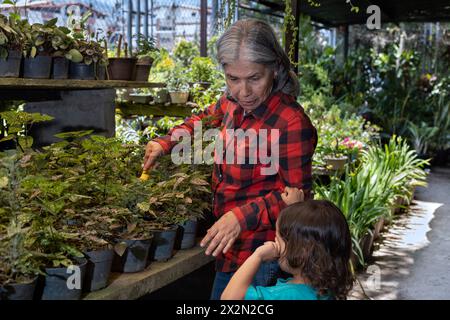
148, 225, 178, 262
83, 248, 114, 292
107, 57, 137, 81
0, 50, 22, 78
39, 257, 88, 300
112, 236, 153, 273
175, 219, 198, 250
0, 276, 38, 300
52, 57, 69, 79
69, 62, 95, 80
23, 55, 52, 79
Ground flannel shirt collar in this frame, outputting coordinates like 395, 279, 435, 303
226, 90, 284, 121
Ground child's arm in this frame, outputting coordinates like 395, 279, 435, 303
281, 187, 304, 206
221, 241, 280, 300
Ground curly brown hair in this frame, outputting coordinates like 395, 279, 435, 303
277, 200, 354, 300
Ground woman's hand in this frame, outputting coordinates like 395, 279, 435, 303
254, 241, 281, 262
143, 141, 164, 171
200, 211, 241, 257
281, 187, 304, 206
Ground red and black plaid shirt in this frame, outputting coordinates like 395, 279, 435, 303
154, 91, 317, 272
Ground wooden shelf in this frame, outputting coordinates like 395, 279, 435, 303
116, 101, 195, 118
0, 78, 165, 90
83, 245, 214, 300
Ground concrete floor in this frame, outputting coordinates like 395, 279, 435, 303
349, 166, 450, 300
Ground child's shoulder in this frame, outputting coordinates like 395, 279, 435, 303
245, 279, 323, 300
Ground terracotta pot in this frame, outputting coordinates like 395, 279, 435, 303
373, 217, 385, 240
324, 156, 348, 170
107, 57, 137, 81
134, 56, 154, 82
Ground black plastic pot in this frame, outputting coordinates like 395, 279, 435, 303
69, 62, 95, 80
107, 57, 137, 81
40, 257, 87, 300
175, 219, 198, 250
83, 249, 114, 292
0, 276, 38, 300
0, 50, 22, 78
52, 57, 69, 79
112, 237, 153, 273
23, 55, 52, 79
96, 64, 106, 80
134, 64, 151, 82
149, 226, 178, 262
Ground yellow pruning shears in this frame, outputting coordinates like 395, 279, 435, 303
139, 170, 150, 181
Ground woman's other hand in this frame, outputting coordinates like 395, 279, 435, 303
281, 187, 304, 205
200, 211, 241, 257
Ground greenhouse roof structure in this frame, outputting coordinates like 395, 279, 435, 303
255, 0, 450, 26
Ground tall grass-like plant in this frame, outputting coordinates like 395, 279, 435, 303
315, 136, 429, 266
361, 135, 429, 214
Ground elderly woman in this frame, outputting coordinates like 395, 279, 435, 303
142, 19, 317, 299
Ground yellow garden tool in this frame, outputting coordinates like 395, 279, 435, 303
139, 170, 150, 181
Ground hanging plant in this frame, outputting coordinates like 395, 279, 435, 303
283, 0, 299, 67
218, 0, 236, 30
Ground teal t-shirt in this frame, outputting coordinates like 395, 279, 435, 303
244, 278, 331, 300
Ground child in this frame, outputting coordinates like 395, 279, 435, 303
221, 191, 354, 300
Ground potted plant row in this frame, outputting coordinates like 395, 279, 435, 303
0, 12, 108, 80
107, 33, 159, 82
0, 111, 212, 299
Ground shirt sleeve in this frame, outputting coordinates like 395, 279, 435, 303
152, 97, 225, 154
232, 113, 317, 231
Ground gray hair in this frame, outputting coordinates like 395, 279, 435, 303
216, 19, 300, 97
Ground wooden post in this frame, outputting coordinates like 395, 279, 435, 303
200, 0, 208, 57
284, 0, 300, 73
144, 0, 149, 39
127, 0, 133, 54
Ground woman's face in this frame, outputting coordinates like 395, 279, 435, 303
224, 57, 275, 112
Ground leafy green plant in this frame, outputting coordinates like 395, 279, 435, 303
173, 39, 199, 68
167, 64, 190, 92
0, 150, 43, 285
134, 33, 159, 60
0, 12, 22, 59
188, 57, 217, 84
0, 111, 53, 152
407, 121, 438, 156
135, 170, 211, 228
316, 136, 428, 267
